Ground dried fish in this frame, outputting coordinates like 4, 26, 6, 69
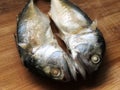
49, 0, 105, 79
17, 0, 76, 81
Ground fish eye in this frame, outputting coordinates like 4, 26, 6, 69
50, 68, 61, 77
91, 54, 101, 64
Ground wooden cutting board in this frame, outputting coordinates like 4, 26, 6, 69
0, 0, 120, 90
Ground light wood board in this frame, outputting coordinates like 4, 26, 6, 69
0, 0, 120, 90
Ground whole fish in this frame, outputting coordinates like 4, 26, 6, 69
17, 0, 76, 81
49, 0, 105, 79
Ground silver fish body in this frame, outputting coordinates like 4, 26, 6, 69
49, 0, 105, 79
17, 0, 75, 81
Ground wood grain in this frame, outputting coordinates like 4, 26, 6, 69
0, 0, 120, 90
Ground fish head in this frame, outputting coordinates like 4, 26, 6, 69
77, 45, 102, 74
33, 47, 71, 81
42, 51, 71, 81
73, 29, 105, 75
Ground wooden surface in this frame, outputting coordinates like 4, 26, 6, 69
0, 0, 120, 90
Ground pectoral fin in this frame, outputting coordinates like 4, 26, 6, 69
18, 43, 28, 49
90, 20, 97, 30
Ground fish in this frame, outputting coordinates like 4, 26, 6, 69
16, 0, 77, 81
49, 0, 106, 79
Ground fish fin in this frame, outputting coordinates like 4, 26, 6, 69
18, 43, 28, 49
90, 20, 97, 30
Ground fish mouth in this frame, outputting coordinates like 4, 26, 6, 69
73, 53, 86, 79
64, 53, 86, 80
63, 53, 78, 81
